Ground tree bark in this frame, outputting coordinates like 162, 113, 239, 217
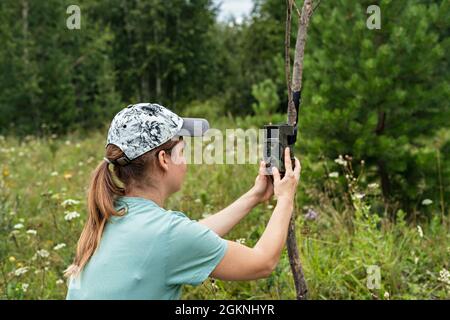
289, 0, 314, 125
285, 0, 315, 300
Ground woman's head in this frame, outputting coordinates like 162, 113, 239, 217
110, 135, 187, 195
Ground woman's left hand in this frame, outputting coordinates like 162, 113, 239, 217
250, 160, 274, 203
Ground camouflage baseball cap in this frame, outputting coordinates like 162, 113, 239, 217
106, 103, 209, 165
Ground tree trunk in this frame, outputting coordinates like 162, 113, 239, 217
285, 0, 315, 300
286, 213, 308, 299
375, 110, 391, 200
153, 15, 161, 100
21, 0, 40, 131
22, 0, 29, 63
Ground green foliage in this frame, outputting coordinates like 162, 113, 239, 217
299, 0, 450, 208
214, 0, 450, 210
182, 98, 226, 122
251, 79, 279, 116
0, 0, 219, 135
0, 0, 122, 136
88, 0, 219, 108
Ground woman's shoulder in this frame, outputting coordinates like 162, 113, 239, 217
113, 196, 190, 222
165, 210, 188, 219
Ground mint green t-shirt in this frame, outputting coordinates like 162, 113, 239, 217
66, 196, 228, 300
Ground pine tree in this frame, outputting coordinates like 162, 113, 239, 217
301, 0, 449, 207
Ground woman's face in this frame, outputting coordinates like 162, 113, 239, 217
167, 139, 187, 192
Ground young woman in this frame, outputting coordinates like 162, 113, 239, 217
65, 103, 301, 300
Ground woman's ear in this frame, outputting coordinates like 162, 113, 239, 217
157, 150, 170, 172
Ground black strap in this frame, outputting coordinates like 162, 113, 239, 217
291, 89, 302, 144
292, 89, 302, 127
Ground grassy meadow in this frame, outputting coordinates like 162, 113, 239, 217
0, 116, 449, 300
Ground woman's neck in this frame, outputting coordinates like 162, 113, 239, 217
125, 188, 167, 207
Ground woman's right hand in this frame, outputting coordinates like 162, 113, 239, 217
272, 147, 301, 201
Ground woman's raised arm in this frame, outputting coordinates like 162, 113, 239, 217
211, 149, 301, 280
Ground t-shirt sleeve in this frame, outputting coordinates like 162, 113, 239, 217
165, 211, 228, 286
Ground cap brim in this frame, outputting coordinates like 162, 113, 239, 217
177, 118, 209, 137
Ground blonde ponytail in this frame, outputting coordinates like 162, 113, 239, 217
64, 159, 125, 279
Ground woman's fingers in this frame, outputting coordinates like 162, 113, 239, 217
259, 160, 266, 176
294, 157, 301, 181
272, 166, 281, 183
284, 147, 293, 175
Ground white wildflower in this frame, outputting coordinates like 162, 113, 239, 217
334, 155, 347, 166
14, 223, 24, 230
368, 183, 379, 189
438, 268, 450, 285
56, 279, 64, 285
211, 280, 219, 290
267, 204, 274, 210
328, 172, 339, 178
383, 291, 390, 299
36, 249, 50, 258
21, 283, 29, 292
421, 199, 433, 206
50, 171, 58, 177
14, 267, 29, 277
417, 225, 424, 238
64, 211, 80, 221
61, 199, 80, 207
53, 243, 66, 251
194, 198, 201, 203
236, 238, 246, 245
354, 193, 365, 200
26, 229, 37, 235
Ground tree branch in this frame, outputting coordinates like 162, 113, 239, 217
285, 0, 316, 300
285, 0, 293, 107
289, 0, 314, 126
